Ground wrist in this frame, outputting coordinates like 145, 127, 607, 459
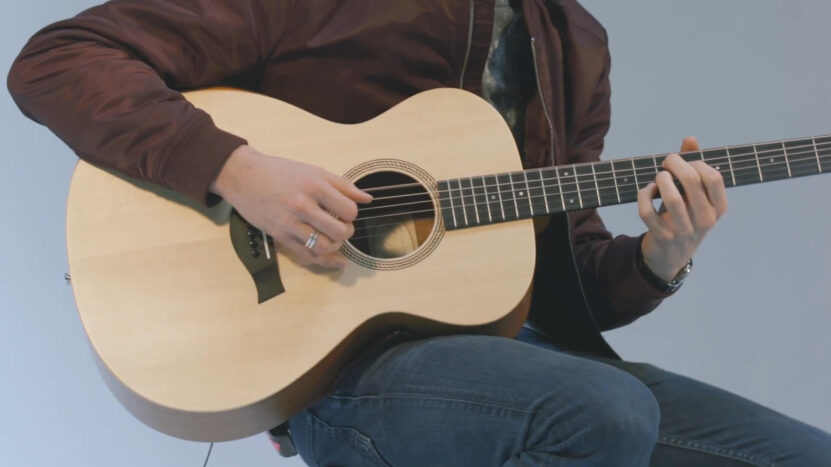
210, 144, 252, 199
640, 233, 688, 281
638, 234, 693, 293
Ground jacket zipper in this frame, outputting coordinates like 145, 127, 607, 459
458, 0, 475, 89
531, 36, 607, 346
530, 37, 555, 160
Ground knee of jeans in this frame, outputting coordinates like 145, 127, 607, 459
538, 369, 660, 460
587, 371, 660, 457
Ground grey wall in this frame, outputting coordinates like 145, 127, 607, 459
583, 0, 831, 434
1, 1, 828, 466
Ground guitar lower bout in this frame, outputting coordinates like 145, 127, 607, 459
67, 87, 537, 441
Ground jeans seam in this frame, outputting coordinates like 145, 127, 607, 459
305, 409, 392, 467
306, 412, 319, 467
657, 435, 776, 466
327, 392, 536, 415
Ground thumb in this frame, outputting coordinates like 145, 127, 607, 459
681, 136, 700, 152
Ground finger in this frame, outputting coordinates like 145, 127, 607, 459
637, 182, 666, 234
315, 181, 362, 222
692, 161, 728, 219
655, 170, 693, 234
279, 234, 347, 269
325, 172, 373, 204
285, 221, 343, 256
662, 154, 713, 226
298, 205, 355, 243
680, 136, 700, 152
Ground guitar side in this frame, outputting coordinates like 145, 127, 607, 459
66, 88, 536, 441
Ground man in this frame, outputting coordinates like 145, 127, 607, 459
8, 0, 830, 465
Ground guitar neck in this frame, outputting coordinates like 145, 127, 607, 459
437, 135, 831, 230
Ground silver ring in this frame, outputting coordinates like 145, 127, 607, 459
304, 229, 321, 250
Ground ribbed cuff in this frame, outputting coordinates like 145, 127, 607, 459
158, 113, 247, 207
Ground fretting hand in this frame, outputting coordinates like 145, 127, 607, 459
211, 145, 372, 269
637, 137, 728, 281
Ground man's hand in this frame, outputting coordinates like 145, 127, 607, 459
637, 137, 728, 281
211, 145, 372, 269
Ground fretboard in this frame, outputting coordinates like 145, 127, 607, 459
437, 135, 831, 230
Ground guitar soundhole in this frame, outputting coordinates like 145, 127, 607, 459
348, 171, 436, 260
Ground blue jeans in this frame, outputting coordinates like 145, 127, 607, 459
287, 327, 831, 466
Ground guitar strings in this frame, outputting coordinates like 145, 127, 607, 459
356, 144, 831, 214
342, 151, 831, 240
352, 150, 831, 226
353, 147, 831, 217
363, 142, 831, 200
358, 139, 830, 194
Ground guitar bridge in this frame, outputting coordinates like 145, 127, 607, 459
229, 209, 285, 303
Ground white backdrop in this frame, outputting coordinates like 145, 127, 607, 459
2, 1, 829, 466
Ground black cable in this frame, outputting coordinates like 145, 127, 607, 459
202, 442, 214, 467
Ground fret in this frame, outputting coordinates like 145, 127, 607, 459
448, 179, 467, 227
436, 180, 457, 229
609, 161, 621, 203
594, 161, 618, 206
724, 148, 737, 187
703, 148, 735, 188
575, 164, 599, 208
472, 176, 491, 223
812, 137, 822, 173
752, 144, 764, 181
591, 164, 602, 206
458, 178, 479, 226
496, 174, 518, 221
786, 138, 820, 178
470, 177, 493, 224
522, 172, 535, 216
557, 165, 581, 209
782, 142, 792, 178
724, 145, 762, 186
817, 136, 831, 173
681, 150, 704, 163
633, 156, 659, 190
525, 169, 549, 216
630, 158, 639, 192
483, 175, 505, 222
510, 172, 533, 218
542, 167, 565, 212
612, 159, 638, 203
755, 142, 789, 182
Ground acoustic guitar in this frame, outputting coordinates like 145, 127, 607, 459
65, 88, 830, 442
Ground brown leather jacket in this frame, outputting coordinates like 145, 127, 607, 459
8, 0, 675, 357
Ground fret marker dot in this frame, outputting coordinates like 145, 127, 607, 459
491, 195, 496, 200
623, 178, 629, 182
715, 166, 720, 170
519, 191, 525, 197
770, 158, 774, 163
569, 198, 575, 204
564, 172, 569, 176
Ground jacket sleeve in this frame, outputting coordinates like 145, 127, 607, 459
7, 0, 296, 206
568, 36, 675, 332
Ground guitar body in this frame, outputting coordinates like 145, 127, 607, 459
66, 88, 536, 441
